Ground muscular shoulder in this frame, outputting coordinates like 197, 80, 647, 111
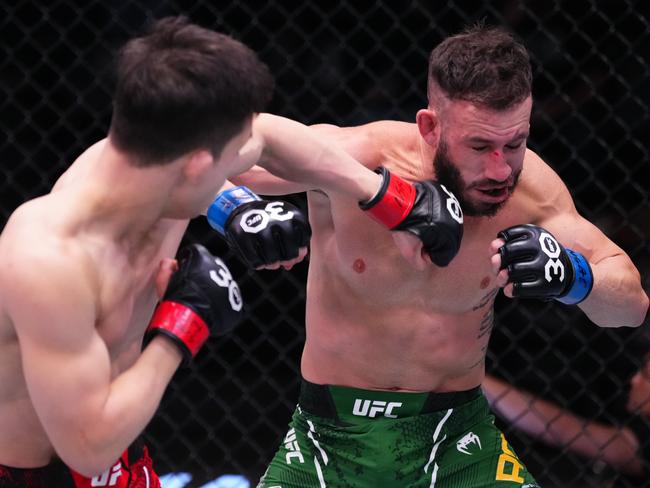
52, 139, 107, 192
512, 148, 577, 223
0, 202, 96, 316
311, 120, 418, 169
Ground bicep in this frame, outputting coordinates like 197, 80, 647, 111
7, 255, 111, 445
527, 157, 623, 264
229, 166, 313, 195
231, 122, 378, 195
539, 211, 624, 264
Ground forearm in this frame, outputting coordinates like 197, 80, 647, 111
579, 255, 649, 327
58, 338, 181, 476
484, 376, 642, 475
255, 114, 381, 200
486, 376, 591, 448
229, 167, 312, 196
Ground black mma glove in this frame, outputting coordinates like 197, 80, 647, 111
359, 167, 464, 267
207, 186, 311, 268
145, 244, 244, 361
498, 224, 594, 304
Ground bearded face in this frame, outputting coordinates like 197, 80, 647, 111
433, 138, 521, 218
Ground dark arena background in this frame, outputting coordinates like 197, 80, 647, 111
1, 1, 649, 487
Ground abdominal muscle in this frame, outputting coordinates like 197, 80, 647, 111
300, 261, 492, 393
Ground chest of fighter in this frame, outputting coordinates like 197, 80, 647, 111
314, 210, 502, 313
94, 264, 160, 357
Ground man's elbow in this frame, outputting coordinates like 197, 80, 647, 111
633, 291, 650, 327
62, 452, 118, 479
55, 437, 121, 479
600, 291, 649, 328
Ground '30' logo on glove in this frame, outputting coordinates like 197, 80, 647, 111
209, 257, 243, 311
539, 232, 565, 283
239, 202, 295, 234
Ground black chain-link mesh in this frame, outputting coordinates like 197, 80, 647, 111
1, 1, 649, 487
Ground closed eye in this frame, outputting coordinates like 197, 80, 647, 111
505, 141, 524, 150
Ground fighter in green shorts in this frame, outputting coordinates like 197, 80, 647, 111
241, 22, 645, 488
258, 380, 539, 488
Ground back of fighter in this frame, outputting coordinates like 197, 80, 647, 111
0, 191, 244, 487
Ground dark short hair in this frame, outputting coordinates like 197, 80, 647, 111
109, 16, 273, 166
428, 24, 532, 110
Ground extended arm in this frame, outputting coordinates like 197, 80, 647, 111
483, 375, 643, 476
209, 115, 382, 268
241, 114, 382, 200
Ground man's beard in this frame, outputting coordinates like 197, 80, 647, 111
433, 140, 520, 217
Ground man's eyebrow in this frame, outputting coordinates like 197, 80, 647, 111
465, 132, 529, 144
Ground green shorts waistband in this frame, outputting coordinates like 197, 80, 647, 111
298, 378, 481, 423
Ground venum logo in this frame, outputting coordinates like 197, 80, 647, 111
352, 399, 402, 418
456, 431, 482, 455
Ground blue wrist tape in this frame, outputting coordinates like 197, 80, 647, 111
206, 186, 261, 235
556, 248, 594, 305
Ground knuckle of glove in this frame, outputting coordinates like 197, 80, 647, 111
226, 201, 311, 267
498, 225, 570, 299
167, 244, 244, 334
424, 226, 461, 267
498, 240, 532, 269
397, 181, 463, 267
499, 223, 538, 241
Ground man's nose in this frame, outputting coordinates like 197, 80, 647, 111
485, 150, 513, 182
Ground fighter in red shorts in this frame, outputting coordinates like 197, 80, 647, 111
0, 17, 445, 486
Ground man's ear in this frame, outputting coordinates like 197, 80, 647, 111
182, 149, 214, 183
416, 108, 440, 148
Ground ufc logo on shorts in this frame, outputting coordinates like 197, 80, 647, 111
90, 462, 122, 486
209, 258, 243, 312
283, 428, 304, 464
239, 202, 294, 234
352, 399, 402, 418
441, 184, 463, 224
538, 232, 565, 282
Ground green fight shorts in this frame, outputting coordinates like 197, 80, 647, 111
258, 379, 539, 488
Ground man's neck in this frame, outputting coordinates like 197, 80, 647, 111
63, 142, 180, 246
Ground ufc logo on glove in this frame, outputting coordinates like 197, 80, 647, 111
238, 201, 294, 233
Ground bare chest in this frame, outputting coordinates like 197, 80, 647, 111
96, 263, 159, 357
93, 236, 181, 362
310, 193, 518, 313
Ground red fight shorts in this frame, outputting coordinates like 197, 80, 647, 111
0, 440, 160, 488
